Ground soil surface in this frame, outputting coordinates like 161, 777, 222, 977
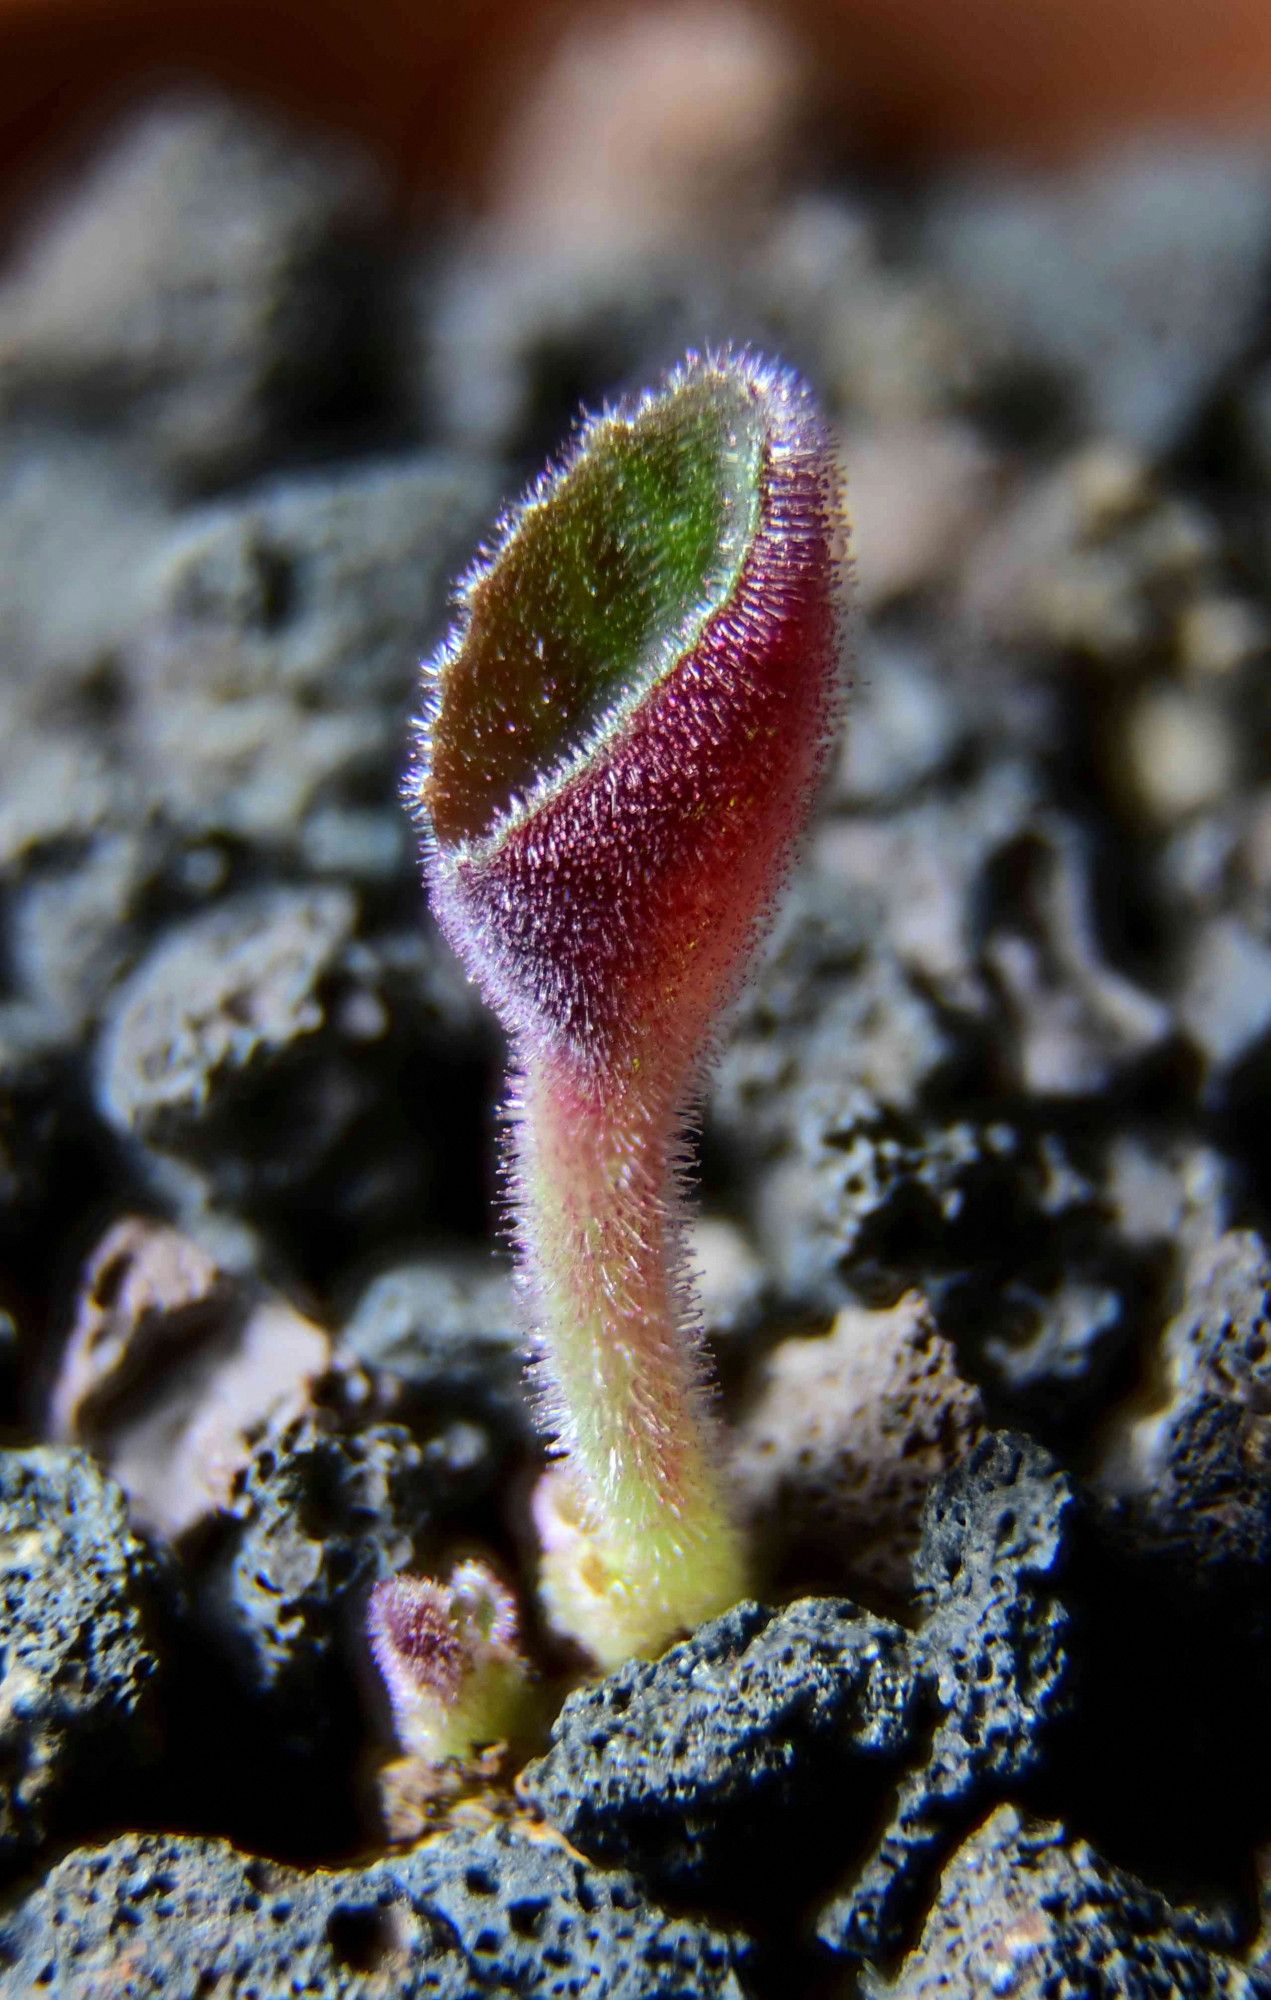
0, 88, 1269, 1999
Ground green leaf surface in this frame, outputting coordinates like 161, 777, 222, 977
428, 368, 763, 848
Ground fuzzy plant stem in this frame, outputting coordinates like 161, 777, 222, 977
513, 1044, 744, 1661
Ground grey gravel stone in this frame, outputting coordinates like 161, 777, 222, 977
8, 833, 155, 1038
820, 1433, 1076, 1962
96, 885, 357, 1149
0, 437, 170, 693
965, 443, 1219, 671
91, 883, 492, 1260
981, 815, 1173, 1098
339, 1253, 526, 1435
127, 453, 495, 847
785, 1108, 1030, 1305
520, 1598, 918, 1900
196, 1415, 478, 1738
93, 882, 378, 1236
979, 1270, 1133, 1407
730, 1293, 985, 1602
813, 762, 1044, 1015
1178, 916, 1271, 1103
0, 1006, 68, 1215
832, 634, 967, 807
424, 240, 746, 459
866, 1805, 1266, 1999
0, 1818, 753, 1999
1098, 1226, 1271, 1583
0, 728, 122, 881
930, 146, 1271, 452
0, 93, 390, 485
0, 1448, 167, 1869
768, 1089, 1157, 1423
720, 949, 961, 1159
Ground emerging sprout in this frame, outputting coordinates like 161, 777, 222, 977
409, 349, 844, 1665
368, 1559, 531, 1764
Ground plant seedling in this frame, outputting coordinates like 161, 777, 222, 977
408, 349, 844, 1665
368, 1559, 531, 1764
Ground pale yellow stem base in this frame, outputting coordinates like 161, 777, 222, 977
532, 1461, 748, 1668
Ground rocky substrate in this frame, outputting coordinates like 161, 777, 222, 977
0, 89, 1269, 1998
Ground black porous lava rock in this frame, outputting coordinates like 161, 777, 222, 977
831, 634, 970, 809
785, 1104, 1115, 1334
9, 831, 153, 1043
184, 1409, 495, 1854
196, 1415, 480, 1737
712, 873, 955, 1155
520, 1598, 918, 1903
712, 761, 1075, 1166
138, 454, 489, 712
524, 1436, 1078, 1957
769, 1088, 1163, 1432
92, 885, 460, 1264
1178, 914, 1271, 1111
866, 1805, 1268, 1999
1103, 1226, 1271, 1582
1073, 1228, 1271, 1890
0, 1448, 167, 1871
912, 1431, 1076, 1784
424, 237, 745, 462
0, 1819, 753, 2000
976, 1268, 1135, 1413
977, 814, 1175, 1099
819, 1432, 1077, 1963
796, 1111, 1032, 1304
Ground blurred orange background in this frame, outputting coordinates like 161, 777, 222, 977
4, 0, 1271, 223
